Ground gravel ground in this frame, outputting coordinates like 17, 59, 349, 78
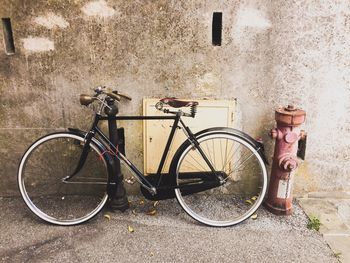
0, 196, 337, 263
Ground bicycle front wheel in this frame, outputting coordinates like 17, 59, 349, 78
18, 132, 109, 225
173, 132, 267, 227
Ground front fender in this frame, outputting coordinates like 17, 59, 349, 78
68, 127, 117, 198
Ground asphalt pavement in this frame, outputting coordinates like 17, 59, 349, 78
0, 196, 338, 263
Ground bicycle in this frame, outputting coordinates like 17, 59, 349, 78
18, 87, 268, 227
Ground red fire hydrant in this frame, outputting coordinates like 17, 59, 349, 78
264, 105, 306, 215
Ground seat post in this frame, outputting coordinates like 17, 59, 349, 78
105, 97, 129, 211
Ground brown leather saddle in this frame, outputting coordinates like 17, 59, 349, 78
160, 98, 198, 108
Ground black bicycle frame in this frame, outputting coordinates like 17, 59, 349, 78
69, 111, 220, 195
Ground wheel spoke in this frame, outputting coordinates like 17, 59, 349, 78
174, 132, 267, 227
186, 151, 209, 171
18, 133, 109, 226
221, 142, 240, 172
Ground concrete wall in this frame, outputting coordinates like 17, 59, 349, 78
1, 0, 350, 196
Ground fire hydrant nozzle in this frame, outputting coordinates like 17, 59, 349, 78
264, 105, 306, 215
279, 155, 298, 172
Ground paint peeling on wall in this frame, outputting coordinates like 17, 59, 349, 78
232, 6, 271, 51
22, 37, 54, 52
196, 72, 220, 95
236, 7, 271, 29
81, 0, 118, 18
34, 13, 69, 29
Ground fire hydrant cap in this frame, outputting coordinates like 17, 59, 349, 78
275, 105, 306, 126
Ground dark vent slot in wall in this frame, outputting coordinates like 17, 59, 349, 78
2, 18, 15, 55
212, 12, 222, 46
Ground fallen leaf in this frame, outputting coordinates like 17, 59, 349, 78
125, 177, 136, 185
104, 214, 111, 221
251, 196, 258, 201
128, 225, 134, 233
245, 200, 252, 205
250, 214, 258, 220
146, 209, 157, 216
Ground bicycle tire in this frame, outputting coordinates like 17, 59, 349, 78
172, 130, 267, 227
18, 132, 109, 225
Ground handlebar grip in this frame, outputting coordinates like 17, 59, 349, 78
112, 91, 132, 101
106, 92, 121, 101
119, 93, 132, 101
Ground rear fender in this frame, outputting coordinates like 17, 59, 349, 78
193, 127, 269, 165
169, 127, 269, 176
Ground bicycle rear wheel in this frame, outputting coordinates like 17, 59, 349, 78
18, 132, 109, 225
173, 131, 267, 227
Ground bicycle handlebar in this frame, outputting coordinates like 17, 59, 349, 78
93, 86, 132, 101
80, 86, 132, 106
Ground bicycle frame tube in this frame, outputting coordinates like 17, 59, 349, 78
71, 112, 219, 193
94, 126, 153, 190
179, 119, 217, 174
92, 113, 182, 192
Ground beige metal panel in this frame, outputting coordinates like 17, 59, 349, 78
143, 99, 236, 174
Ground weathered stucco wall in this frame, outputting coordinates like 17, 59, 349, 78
1, 0, 350, 196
